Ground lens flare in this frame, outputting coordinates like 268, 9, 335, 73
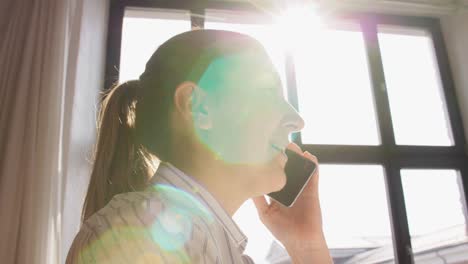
78, 184, 214, 262
275, 5, 323, 52
148, 184, 214, 251
194, 51, 285, 166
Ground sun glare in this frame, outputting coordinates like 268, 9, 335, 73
275, 5, 323, 52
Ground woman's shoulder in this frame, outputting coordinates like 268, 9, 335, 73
96, 191, 163, 226
67, 190, 218, 263
91, 187, 215, 231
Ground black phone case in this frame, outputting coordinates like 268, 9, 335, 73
267, 149, 317, 207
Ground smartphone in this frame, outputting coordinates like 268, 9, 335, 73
267, 149, 317, 207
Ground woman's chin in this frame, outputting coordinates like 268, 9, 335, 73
247, 161, 286, 195
268, 169, 287, 193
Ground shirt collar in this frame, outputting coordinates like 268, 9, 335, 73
148, 162, 248, 251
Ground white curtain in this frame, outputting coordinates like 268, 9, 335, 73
0, 0, 108, 263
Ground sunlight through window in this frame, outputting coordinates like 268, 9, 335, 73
320, 165, 394, 259
401, 169, 467, 263
120, 8, 191, 82
402, 169, 466, 234
294, 24, 381, 145
378, 26, 454, 146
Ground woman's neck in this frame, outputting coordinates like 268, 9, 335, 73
169, 147, 250, 216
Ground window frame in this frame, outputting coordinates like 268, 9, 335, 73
105, 1, 468, 263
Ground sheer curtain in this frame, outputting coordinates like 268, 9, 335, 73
0, 0, 108, 263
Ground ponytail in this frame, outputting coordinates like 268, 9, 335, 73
82, 80, 158, 221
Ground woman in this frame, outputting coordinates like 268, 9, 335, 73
67, 29, 332, 263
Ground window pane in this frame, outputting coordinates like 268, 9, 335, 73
378, 26, 454, 146
120, 8, 191, 82
320, 165, 394, 263
294, 25, 380, 145
401, 169, 467, 263
262, 165, 395, 263
205, 10, 288, 97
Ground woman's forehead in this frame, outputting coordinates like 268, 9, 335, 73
197, 51, 281, 94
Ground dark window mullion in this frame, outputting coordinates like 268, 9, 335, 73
394, 155, 467, 169
361, 19, 413, 264
104, 0, 126, 90
190, 6, 204, 29
384, 166, 414, 264
361, 22, 396, 147
395, 145, 459, 155
285, 52, 302, 145
301, 145, 385, 164
460, 164, 468, 225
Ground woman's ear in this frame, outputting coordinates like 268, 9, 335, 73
191, 86, 212, 130
174, 81, 212, 130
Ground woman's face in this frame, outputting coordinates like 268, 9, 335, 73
194, 50, 304, 193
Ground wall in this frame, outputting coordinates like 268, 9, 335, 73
441, 11, 468, 145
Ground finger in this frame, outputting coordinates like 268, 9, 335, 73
303, 151, 317, 163
287, 142, 302, 154
303, 151, 320, 193
303, 151, 319, 173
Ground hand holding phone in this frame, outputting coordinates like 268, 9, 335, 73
254, 149, 331, 262
267, 148, 317, 207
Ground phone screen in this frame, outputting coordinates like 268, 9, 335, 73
267, 149, 317, 207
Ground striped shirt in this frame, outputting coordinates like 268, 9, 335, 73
66, 162, 256, 263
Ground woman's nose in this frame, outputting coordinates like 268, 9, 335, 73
281, 103, 305, 133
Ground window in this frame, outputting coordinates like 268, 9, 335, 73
293, 24, 380, 145
401, 169, 467, 263
120, 8, 191, 82
319, 165, 394, 262
109, 3, 467, 263
378, 26, 454, 146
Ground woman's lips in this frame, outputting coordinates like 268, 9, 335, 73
271, 144, 288, 167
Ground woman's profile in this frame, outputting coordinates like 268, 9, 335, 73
66, 29, 332, 263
